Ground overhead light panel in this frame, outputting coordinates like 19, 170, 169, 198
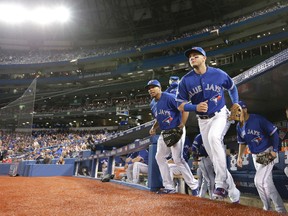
0, 3, 71, 25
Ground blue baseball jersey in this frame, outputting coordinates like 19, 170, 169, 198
176, 67, 235, 115
138, 149, 149, 165
192, 134, 208, 157
165, 82, 178, 95
183, 136, 192, 162
127, 151, 139, 159
236, 114, 278, 154
150, 92, 181, 130
114, 156, 125, 166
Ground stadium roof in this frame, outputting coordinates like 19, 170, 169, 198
0, 0, 268, 41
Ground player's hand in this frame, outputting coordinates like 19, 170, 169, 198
149, 127, 156, 135
237, 157, 243, 168
270, 151, 277, 158
196, 100, 208, 112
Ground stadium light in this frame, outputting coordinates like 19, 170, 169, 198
0, 3, 70, 25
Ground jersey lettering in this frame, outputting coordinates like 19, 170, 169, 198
158, 109, 171, 116
188, 85, 202, 97
188, 84, 222, 98
247, 129, 260, 136
204, 84, 221, 93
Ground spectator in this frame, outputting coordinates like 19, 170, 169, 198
35, 152, 44, 164
56, 156, 65, 165
42, 154, 52, 164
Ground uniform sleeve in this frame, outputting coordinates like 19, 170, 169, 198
176, 78, 189, 104
221, 70, 235, 90
260, 116, 279, 152
260, 116, 277, 136
168, 93, 179, 110
150, 100, 157, 118
236, 124, 246, 144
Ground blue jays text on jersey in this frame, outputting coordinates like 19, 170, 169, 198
177, 67, 235, 115
150, 92, 181, 130
237, 114, 279, 154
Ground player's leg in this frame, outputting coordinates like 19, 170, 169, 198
132, 162, 148, 184
199, 108, 230, 199
198, 161, 209, 198
126, 163, 134, 182
201, 157, 215, 199
226, 170, 240, 203
252, 154, 273, 211
168, 163, 183, 192
199, 178, 209, 198
208, 112, 229, 190
254, 153, 287, 213
171, 127, 198, 192
155, 134, 174, 191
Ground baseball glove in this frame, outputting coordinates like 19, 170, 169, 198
256, 152, 276, 165
228, 103, 242, 121
162, 127, 183, 147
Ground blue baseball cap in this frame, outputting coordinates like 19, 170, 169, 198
238, 101, 247, 109
169, 76, 179, 81
184, 46, 206, 58
145, 79, 161, 89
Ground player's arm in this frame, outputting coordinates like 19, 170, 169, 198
269, 129, 279, 158
228, 85, 239, 104
178, 101, 208, 113
149, 120, 159, 135
179, 111, 189, 128
132, 156, 144, 163
237, 144, 247, 168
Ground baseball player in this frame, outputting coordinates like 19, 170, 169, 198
192, 134, 240, 202
132, 148, 149, 184
146, 79, 199, 195
176, 46, 239, 199
165, 76, 180, 95
124, 151, 139, 182
236, 101, 287, 213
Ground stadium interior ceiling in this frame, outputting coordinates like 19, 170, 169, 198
0, 0, 287, 133
0, 0, 267, 40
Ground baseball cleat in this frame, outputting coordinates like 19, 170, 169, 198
232, 200, 240, 204
212, 188, 228, 200
191, 188, 199, 196
156, 188, 176, 194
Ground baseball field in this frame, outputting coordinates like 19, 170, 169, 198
0, 176, 283, 216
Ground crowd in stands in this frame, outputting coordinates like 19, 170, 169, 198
0, 129, 113, 163
34, 93, 151, 114
0, 2, 286, 65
